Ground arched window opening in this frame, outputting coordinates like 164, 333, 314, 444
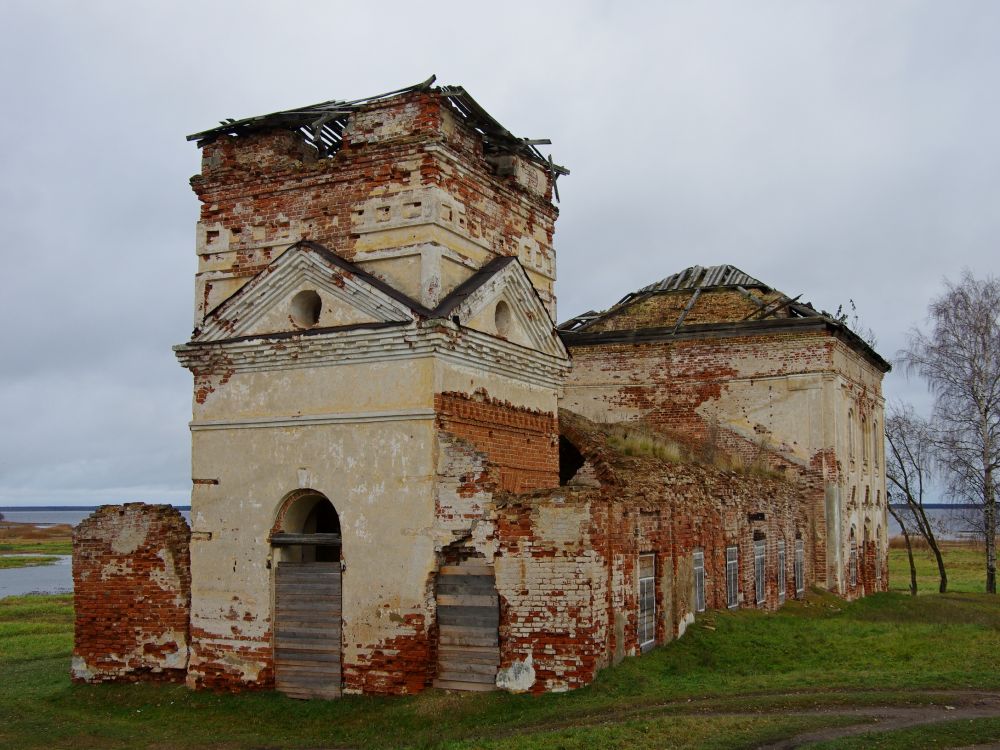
848, 409, 856, 461
861, 415, 869, 465
873, 420, 880, 469
271, 490, 342, 563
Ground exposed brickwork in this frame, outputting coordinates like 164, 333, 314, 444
191, 90, 559, 323
436, 389, 559, 493
344, 613, 433, 695
186, 627, 274, 692
587, 289, 789, 333
72, 504, 191, 683
489, 411, 816, 693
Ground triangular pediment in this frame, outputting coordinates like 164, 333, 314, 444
438, 258, 567, 358
194, 242, 422, 342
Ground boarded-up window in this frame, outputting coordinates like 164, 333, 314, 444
777, 540, 786, 604
693, 550, 706, 613
849, 546, 858, 588
754, 539, 766, 606
794, 539, 805, 596
726, 546, 739, 609
638, 554, 655, 651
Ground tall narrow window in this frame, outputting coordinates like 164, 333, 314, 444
794, 539, 805, 596
861, 415, 869, 465
849, 546, 858, 588
638, 554, 656, 651
754, 538, 766, 605
726, 546, 739, 609
693, 550, 706, 613
875, 525, 883, 585
777, 540, 786, 604
848, 409, 856, 461
873, 420, 880, 469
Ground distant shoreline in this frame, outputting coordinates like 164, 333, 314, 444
1, 505, 191, 511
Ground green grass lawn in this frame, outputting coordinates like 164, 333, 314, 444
1, 544, 998, 749
889, 541, 989, 593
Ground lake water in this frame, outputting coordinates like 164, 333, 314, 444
887, 504, 982, 541
1, 507, 191, 526
0, 555, 73, 598
0, 505, 190, 598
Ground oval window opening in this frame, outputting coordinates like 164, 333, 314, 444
290, 290, 322, 328
494, 300, 512, 337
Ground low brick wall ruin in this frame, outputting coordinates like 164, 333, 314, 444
72, 503, 191, 683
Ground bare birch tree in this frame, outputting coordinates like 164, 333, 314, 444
900, 271, 1000, 594
885, 405, 947, 592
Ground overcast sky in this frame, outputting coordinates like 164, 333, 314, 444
1, 1, 997, 506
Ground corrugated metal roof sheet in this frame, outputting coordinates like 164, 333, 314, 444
637, 265, 769, 294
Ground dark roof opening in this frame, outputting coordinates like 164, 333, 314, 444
559, 435, 586, 486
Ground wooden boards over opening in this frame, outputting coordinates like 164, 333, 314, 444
434, 560, 499, 692
274, 561, 342, 699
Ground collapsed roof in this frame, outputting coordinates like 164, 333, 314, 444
187, 75, 569, 182
558, 264, 890, 372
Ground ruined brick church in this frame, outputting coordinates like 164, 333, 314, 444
72, 78, 890, 698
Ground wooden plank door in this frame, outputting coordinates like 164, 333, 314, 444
433, 560, 498, 691
274, 561, 341, 699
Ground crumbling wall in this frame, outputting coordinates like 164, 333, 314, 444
72, 504, 191, 683
490, 413, 816, 694
191, 90, 559, 323
435, 390, 559, 493
495, 494, 607, 693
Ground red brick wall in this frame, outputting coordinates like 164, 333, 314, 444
343, 613, 433, 695
493, 433, 816, 693
72, 504, 191, 683
191, 90, 558, 322
436, 390, 559, 493
564, 333, 838, 588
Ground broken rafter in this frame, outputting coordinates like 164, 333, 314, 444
740, 294, 802, 322
186, 75, 569, 182
672, 288, 702, 332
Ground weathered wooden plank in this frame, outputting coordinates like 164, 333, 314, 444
274, 649, 340, 665
438, 633, 498, 648
439, 565, 493, 576
275, 612, 340, 630
277, 667, 341, 680
275, 627, 340, 639
435, 661, 497, 677
276, 583, 341, 593
276, 563, 341, 574
437, 668, 496, 683
274, 609, 341, 620
433, 679, 496, 692
437, 609, 499, 628
437, 647, 500, 665
272, 533, 342, 547
436, 594, 498, 607
277, 641, 340, 651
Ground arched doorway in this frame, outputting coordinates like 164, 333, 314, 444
270, 490, 342, 699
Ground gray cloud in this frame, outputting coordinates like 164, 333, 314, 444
2, 0, 996, 505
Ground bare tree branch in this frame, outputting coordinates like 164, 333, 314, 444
898, 270, 1000, 593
